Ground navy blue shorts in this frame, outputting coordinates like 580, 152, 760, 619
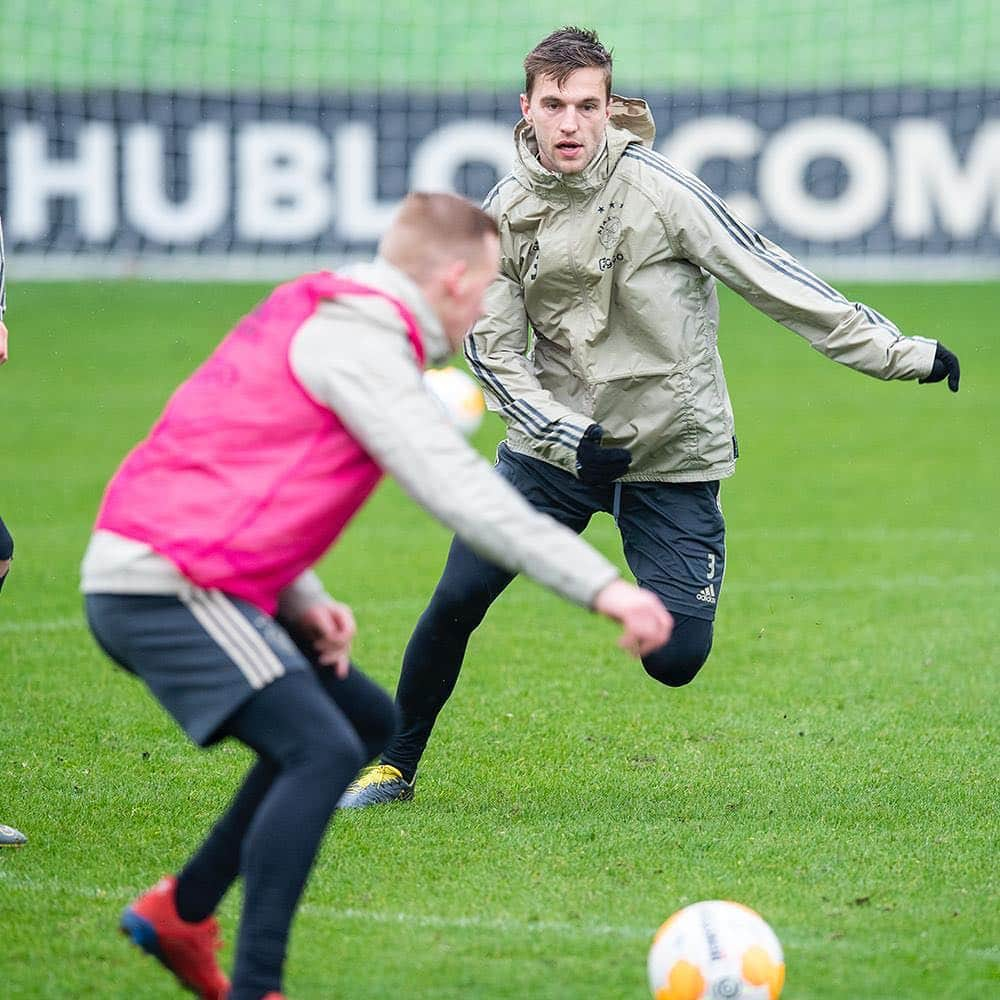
85, 589, 314, 746
497, 444, 726, 620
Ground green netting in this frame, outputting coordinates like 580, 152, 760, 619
3, 0, 998, 91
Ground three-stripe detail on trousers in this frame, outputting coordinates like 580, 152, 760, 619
180, 587, 286, 690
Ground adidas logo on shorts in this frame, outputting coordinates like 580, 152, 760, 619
696, 583, 717, 605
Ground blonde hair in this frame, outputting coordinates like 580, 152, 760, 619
379, 192, 499, 283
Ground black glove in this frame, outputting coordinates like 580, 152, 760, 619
575, 423, 632, 485
919, 342, 960, 393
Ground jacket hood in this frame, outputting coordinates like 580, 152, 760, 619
512, 96, 656, 195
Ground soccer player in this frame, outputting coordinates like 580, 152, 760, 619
1, 214, 11, 596
0, 212, 7, 367
341, 26, 962, 809
1, 213, 12, 595
82, 192, 671, 1000
0, 213, 26, 850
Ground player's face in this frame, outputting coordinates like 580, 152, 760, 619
442, 232, 501, 350
520, 67, 610, 174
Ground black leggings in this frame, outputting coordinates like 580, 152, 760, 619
381, 534, 713, 782
175, 665, 397, 1000
0, 515, 12, 593
0, 515, 12, 560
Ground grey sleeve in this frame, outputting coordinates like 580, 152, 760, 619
662, 175, 937, 381
276, 569, 332, 622
289, 303, 620, 607
464, 261, 592, 467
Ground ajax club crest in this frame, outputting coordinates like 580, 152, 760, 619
598, 213, 622, 249
597, 200, 624, 249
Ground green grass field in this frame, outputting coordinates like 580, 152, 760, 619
1, 280, 998, 998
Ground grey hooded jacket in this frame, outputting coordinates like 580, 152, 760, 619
465, 98, 938, 482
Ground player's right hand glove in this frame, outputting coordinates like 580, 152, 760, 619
919, 341, 960, 393
575, 423, 632, 485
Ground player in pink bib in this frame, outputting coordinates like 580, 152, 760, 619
96, 272, 424, 615
83, 192, 672, 1000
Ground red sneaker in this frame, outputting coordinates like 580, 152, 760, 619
120, 875, 230, 1000
261, 994, 287, 999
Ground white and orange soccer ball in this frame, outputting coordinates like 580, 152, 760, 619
647, 900, 785, 1000
423, 366, 486, 438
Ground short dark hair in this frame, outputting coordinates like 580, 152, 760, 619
523, 26, 613, 99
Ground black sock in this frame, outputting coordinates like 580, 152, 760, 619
381, 759, 416, 784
